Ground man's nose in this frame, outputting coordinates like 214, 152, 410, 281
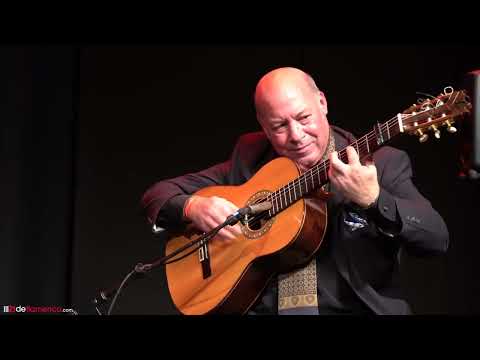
288, 122, 303, 143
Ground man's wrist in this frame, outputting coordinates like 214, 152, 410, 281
183, 195, 199, 221
362, 193, 379, 210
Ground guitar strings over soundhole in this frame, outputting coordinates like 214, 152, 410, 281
241, 191, 275, 239
246, 212, 269, 231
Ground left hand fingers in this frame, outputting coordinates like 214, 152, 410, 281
329, 151, 348, 175
345, 146, 360, 166
361, 153, 374, 166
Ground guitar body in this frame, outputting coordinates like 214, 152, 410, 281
165, 157, 329, 315
162, 87, 472, 315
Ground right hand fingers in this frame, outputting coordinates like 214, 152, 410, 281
188, 196, 243, 241
203, 215, 241, 242
216, 228, 239, 243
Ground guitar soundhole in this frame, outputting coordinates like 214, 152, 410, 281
241, 190, 275, 239
246, 216, 266, 231
242, 214, 273, 239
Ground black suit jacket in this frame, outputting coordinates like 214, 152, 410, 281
141, 126, 449, 314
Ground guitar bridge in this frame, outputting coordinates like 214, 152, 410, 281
198, 239, 211, 279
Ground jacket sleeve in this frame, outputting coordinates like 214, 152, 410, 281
140, 159, 232, 229
369, 146, 449, 256
140, 132, 270, 230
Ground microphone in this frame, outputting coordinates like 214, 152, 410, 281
226, 201, 272, 226
151, 201, 272, 234
246, 201, 272, 214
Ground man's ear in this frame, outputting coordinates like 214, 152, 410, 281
318, 91, 328, 115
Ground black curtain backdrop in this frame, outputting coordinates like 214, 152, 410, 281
0, 46, 76, 309
2, 44, 479, 315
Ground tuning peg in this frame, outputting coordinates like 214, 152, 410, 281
445, 120, 457, 133
416, 129, 429, 143
430, 125, 441, 139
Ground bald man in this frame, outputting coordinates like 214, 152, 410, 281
141, 67, 448, 315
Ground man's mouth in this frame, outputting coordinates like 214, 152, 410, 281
291, 143, 311, 153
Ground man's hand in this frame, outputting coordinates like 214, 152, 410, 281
328, 146, 380, 208
184, 195, 243, 243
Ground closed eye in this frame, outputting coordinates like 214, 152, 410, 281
272, 122, 287, 131
299, 114, 311, 123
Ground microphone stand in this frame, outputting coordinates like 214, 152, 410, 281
92, 201, 271, 315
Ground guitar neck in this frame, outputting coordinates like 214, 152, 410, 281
267, 119, 401, 217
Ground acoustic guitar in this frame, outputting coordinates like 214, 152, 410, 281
164, 87, 471, 315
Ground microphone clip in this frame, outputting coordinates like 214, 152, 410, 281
225, 200, 272, 226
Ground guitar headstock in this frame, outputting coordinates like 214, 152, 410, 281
399, 87, 472, 142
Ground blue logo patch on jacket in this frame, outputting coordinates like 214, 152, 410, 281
344, 211, 368, 232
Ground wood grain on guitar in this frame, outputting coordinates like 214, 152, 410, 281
165, 88, 472, 315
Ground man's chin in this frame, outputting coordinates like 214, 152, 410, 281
295, 159, 314, 172
294, 154, 320, 170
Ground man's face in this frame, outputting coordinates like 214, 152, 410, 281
258, 85, 330, 172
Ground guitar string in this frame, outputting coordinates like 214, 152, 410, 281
262, 100, 452, 210
172, 94, 456, 257
241, 93, 454, 227
244, 117, 398, 226
167, 119, 396, 258
244, 101, 451, 227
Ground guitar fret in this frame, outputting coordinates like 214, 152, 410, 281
274, 191, 278, 214
265, 124, 402, 218
268, 195, 272, 217
254, 86, 465, 224
271, 128, 383, 217
288, 182, 292, 204
164, 89, 471, 314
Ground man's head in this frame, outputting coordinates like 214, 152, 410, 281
254, 67, 330, 172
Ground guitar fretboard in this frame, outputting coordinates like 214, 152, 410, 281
267, 119, 401, 217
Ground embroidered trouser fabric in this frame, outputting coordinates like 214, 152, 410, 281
277, 129, 336, 315
278, 259, 319, 314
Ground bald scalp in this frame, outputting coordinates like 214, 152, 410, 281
254, 67, 320, 121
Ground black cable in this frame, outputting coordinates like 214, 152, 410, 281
103, 262, 151, 315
